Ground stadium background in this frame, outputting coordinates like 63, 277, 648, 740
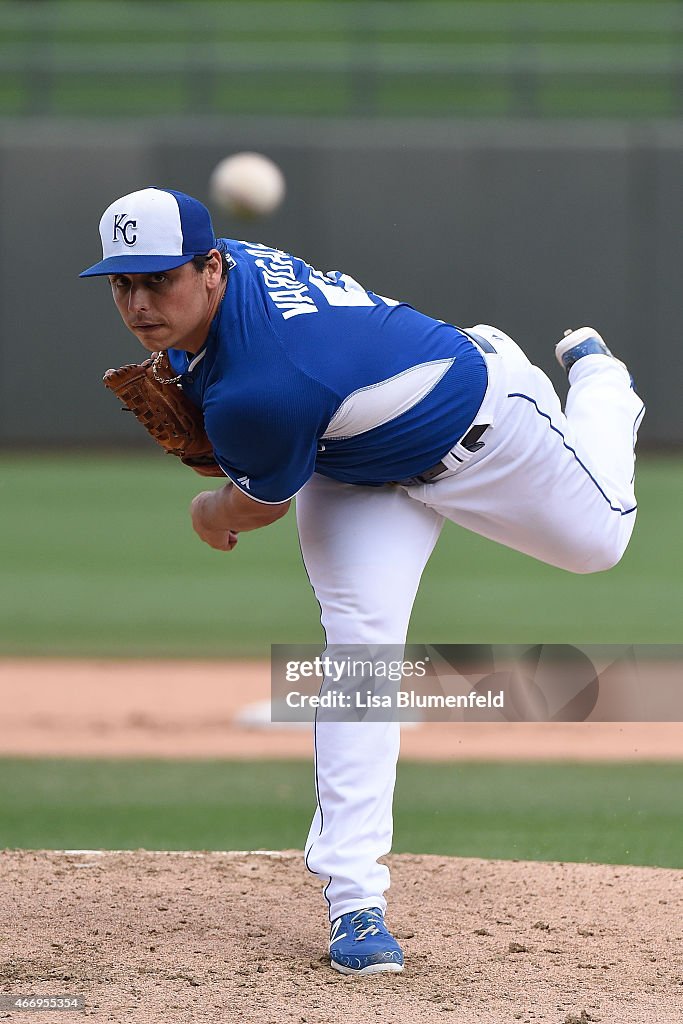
0, 2, 682, 1004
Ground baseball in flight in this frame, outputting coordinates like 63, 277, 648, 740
209, 151, 286, 218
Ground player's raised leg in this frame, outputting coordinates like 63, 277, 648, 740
557, 326, 643, 521
410, 324, 645, 574
295, 473, 443, 973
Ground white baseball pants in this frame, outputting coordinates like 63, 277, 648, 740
295, 325, 645, 922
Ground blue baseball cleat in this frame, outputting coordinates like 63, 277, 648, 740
329, 907, 404, 976
555, 326, 628, 376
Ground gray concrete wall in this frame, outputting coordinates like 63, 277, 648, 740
1, 117, 680, 445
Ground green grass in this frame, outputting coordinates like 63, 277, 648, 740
0, 453, 680, 655
1, 758, 681, 868
393, 760, 683, 866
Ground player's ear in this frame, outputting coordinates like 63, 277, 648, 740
204, 249, 224, 288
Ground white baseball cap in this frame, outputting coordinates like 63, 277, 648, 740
80, 187, 216, 277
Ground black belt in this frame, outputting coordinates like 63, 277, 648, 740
392, 422, 490, 487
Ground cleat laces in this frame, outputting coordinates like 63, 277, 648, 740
350, 909, 383, 942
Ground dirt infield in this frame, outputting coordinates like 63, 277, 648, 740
1, 658, 682, 761
2, 660, 683, 1023
1, 850, 682, 1024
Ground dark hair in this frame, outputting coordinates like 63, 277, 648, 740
191, 249, 231, 280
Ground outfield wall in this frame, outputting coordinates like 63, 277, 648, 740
1, 117, 681, 445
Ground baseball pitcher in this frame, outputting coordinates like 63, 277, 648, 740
81, 187, 645, 976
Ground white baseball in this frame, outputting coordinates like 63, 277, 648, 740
209, 152, 286, 218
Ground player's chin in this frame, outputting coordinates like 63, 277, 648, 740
132, 326, 171, 351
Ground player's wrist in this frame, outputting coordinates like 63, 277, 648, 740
190, 488, 231, 532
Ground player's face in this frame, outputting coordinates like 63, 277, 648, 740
108, 259, 221, 353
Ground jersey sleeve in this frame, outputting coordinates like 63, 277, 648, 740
203, 376, 333, 504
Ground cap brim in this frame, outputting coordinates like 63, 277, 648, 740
79, 253, 198, 278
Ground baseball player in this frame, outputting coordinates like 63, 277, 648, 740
81, 187, 645, 976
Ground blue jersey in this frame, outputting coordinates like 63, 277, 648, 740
168, 240, 487, 503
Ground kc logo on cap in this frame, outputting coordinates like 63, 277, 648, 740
79, 187, 216, 277
112, 214, 137, 246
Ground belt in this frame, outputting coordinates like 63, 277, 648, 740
392, 422, 490, 487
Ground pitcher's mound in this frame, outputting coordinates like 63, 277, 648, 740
1, 850, 681, 1023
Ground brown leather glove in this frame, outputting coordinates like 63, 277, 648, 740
103, 351, 224, 477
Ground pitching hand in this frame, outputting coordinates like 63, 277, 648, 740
190, 490, 239, 551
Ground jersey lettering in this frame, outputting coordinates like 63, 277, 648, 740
247, 245, 319, 320
308, 268, 376, 308
246, 244, 379, 319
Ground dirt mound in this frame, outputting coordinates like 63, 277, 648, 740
1, 850, 681, 1023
